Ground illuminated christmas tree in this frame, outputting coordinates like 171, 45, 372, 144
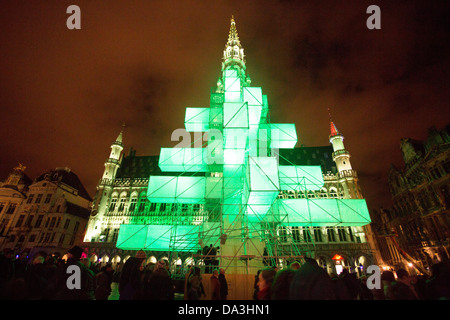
115, 16, 371, 274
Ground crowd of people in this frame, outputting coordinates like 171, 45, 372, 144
0, 246, 228, 300
253, 257, 450, 300
1, 246, 449, 300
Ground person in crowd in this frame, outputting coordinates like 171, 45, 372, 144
253, 270, 261, 300
56, 246, 95, 300
271, 268, 295, 300
425, 260, 450, 300
210, 269, 221, 300
95, 263, 114, 300
143, 259, 174, 300
108, 265, 122, 300
0, 249, 15, 298
389, 268, 419, 300
218, 268, 228, 300
256, 267, 276, 300
289, 261, 301, 270
24, 254, 48, 299
337, 268, 359, 299
357, 274, 374, 300
14, 252, 28, 279
187, 266, 205, 300
119, 257, 144, 300
290, 258, 336, 300
376, 270, 396, 300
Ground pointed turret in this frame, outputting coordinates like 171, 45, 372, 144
328, 108, 340, 137
328, 108, 352, 172
327, 108, 362, 198
102, 129, 124, 181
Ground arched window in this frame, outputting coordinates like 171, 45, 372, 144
329, 188, 338, 199
109, 197, 118, 212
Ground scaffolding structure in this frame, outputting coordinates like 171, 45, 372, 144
115, 18, 371, 274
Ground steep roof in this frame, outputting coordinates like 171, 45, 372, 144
35, 167, 92, 201
279, 145, 337, 174
115, 145, 337, 180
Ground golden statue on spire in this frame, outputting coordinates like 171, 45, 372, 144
14, 163, 26, 172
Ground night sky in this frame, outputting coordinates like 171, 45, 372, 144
1, 1, 449, 212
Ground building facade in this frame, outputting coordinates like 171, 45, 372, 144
0, 166, 92, 259
381, 125, 450, 274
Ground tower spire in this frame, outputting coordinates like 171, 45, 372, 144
222, 15, 246, 72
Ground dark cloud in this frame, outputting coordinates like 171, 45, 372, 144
0, 1, 449, 212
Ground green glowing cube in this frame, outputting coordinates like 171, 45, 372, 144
278, 165, 324, 191
185, 108, 210, 132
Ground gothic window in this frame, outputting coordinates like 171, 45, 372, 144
292, 227, 301, 242
129, 198, 137, 213
338, 228, 347, 241
313, 227, 323, 242
138, 198, 147, 213
327, 227, 336, 242
112, 229, 119, 242
117, 198, 126, 212
329, 188, 338, 199
348, 227, 354, 242
303, 227, 312, 242
149, 202, 157, 212
109, 198, 117, 212
278, 227, 288, 242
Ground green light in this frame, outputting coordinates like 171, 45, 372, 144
117, 23, 372, 253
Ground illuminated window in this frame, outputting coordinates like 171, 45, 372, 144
109, 198, 117, 212
118, 198, 126, 212
129, 198, 137, 213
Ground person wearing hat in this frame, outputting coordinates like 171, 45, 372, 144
55, 246, 95, 300
67, 246, 84, 262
